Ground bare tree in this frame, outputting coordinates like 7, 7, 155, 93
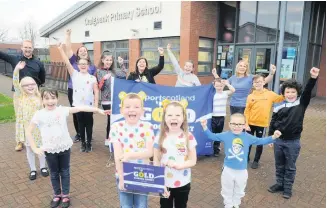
0, 29, 8, 42
19, 20, 37, 47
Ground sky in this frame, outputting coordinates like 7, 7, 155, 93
0, 0, 79, 46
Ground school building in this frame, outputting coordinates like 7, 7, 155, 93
40, 1, 326, 97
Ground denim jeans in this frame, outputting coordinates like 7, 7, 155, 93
45, 149, 71, 195
116, 178, 148, 208
230, 106, 246, 115
274, 139, 301, 192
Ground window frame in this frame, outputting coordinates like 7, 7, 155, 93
198, 37, 215, 75
101, 40, 129, 69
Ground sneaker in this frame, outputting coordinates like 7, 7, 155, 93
73, 134, 81, 143
15, 142, 23, 151
282, 191, 292, 199
50, 195, 61, 208
29, 171, 37, 180
80, 142, 86, 152
268, 184, 284, 193
86, 143, 92, 153
251, 161, 259, 169
40, 168, 49, 177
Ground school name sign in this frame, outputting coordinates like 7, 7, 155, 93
85, 4, 162, 26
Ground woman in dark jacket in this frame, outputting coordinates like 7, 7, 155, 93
127, 47, 164, 84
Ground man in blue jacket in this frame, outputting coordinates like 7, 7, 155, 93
0, 40, 46, 89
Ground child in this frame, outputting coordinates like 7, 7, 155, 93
26, 89, 108, 208
58, 43, 99, 152
268, 67, 320, 199
109, 91, 154, 208
201, 113, 281, 208
13, 61, 49, 180
211, 76, 235, 156
167, 44, 201, 87
65, 29, 97, 142
153, 99, 197, 208
127, 47, 164, 84
95, 50, 128, 144
244, 73, 284, 169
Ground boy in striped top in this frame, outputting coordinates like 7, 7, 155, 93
211, 76, 235, 156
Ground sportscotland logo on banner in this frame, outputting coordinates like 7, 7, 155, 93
110, 78, 216, 155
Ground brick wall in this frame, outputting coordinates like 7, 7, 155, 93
317, 33, 326, 97
129, 39, 141, 73
93, 41, 101, 68
0, 43, 21, 50
49, 43, 82, 62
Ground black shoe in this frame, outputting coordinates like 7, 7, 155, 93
214, 151, 220, 157
61, 196, 70, 208
40, 168, 49, 177
86, 142, 92, 153
268, 184, 284, 193
29, 171, 37, 180
80, 142, 86, 152
50, 196, 61, 208
282, 191, 292, 199
251, 161, 259, 169
73, 134, 81, 143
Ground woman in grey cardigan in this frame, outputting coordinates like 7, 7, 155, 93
95, 51, 128, 144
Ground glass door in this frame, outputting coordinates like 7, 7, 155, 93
254, 46, 275, 89
235, 46, 254, 73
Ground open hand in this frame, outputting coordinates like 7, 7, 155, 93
270, 64, 276, 75
118, 56, 124, 65
272, 130, 282, 139
158, 47, 164, 55
310, 67, 320, 79
16, 61, 26, 70
200, 119, 207, 129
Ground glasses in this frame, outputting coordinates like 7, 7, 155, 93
230, 123, 245, 127
22, 83, 37, 88
78, 63, 89, 66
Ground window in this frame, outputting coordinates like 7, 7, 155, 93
102, 40, 129, 69
141, 37, 180, 73
256, 2, 279, 42
154, 21, 162, 30
284, 1, 304, 42
237, 1, 257, 43
198, 38, 214, 74
83, 43, 94, 63
218, 2, 237, 43
85, 31, 90, 37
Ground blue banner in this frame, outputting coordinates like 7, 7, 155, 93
123, 162, 165, 193
111, 78, 216, 155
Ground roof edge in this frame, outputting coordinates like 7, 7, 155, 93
39, 1, 103, 37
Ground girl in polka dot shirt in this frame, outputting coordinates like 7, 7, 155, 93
153, 99, 197, 208
109, 92, 155, 208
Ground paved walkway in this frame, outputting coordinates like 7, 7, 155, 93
0, 74, 325, 207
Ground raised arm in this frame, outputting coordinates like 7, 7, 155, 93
271, 91, 284, 103
222, 79, 235, 95
201, 119, 225, 142
69, 105, 107, 115
12, 61, 25, 94
93, 81, 99, 107
167, 44, 183, 75
0, 50, 16, 65
251, 130, 281, 145
300, 67, 319, 108
264, 64, 276, 83
149, 47, 165, 76
64, 29, 74, 59
58, 43, 75, 76
212, 68, 220, 79
115, 56, 128, 78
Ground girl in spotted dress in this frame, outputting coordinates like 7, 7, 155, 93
109, 91, 155, 208
153, 99, 197, 208
13, 61, 49, 180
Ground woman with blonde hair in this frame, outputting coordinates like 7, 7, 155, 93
213, 60, 276, 114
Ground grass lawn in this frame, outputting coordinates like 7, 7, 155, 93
0, 93, 15, 123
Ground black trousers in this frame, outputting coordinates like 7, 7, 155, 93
160, 183, 191, 208
76, 112, 94, 144
247, 125, 265, 162
211, 116, 225, 154
68, 88, 79, 136
102, 104, 111, 140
